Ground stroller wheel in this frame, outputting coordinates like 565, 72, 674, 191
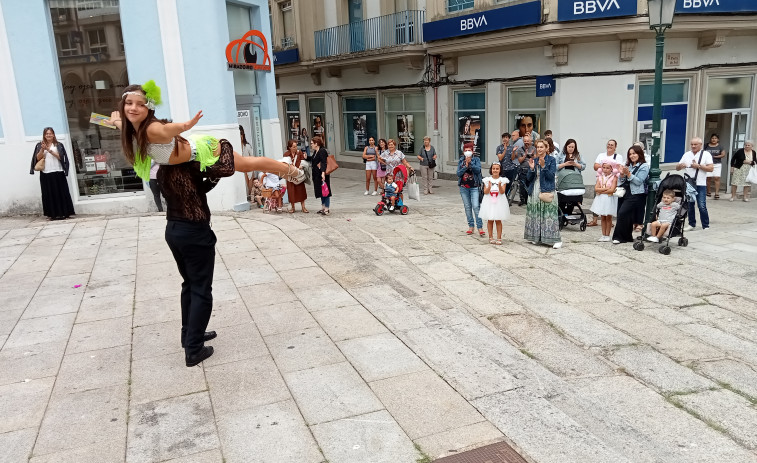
400, 205, 409, 215
678, 237, 689, 247
633, 241, 645, 251
374, 204, 384, 216
579, 220, 587, 232
659, 245, 671, 255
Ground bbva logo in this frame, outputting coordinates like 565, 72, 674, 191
680, 0, 720, 8
226, 30, 272, 72
460, 14, 488, 31
573, 0, 621, 15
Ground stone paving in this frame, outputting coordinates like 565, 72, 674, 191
1, 169, 757, 463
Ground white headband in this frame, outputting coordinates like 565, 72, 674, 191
122, 91, 156, 110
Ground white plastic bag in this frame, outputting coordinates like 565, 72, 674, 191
746, 165, 757, 185
407, 176, 420, 201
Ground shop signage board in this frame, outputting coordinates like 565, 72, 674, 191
226, 30, 272, 72
423, 1, 541, 42
274, 48, 300, 65
557, 0, 637, 21
536, 76, 556, 97
675, 0, 757, 13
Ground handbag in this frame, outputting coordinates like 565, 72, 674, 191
539, 192, 554, 203
613, 187, 626, 198
321, 182, 330, 197
325, 154, 339, 175
746, 165, 757, 184
428, 159, 436, 169
34, 157, 46, 172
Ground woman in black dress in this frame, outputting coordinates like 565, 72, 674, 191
29, 127, 75, 220
309, 136, 332, 215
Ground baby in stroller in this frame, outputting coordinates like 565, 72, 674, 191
384, 173, 399, 211
374, 165, 409, 215
646, 189, 680, 243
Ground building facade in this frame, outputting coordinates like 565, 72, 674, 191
0, 0, 278, 215
271, 0, 757, 186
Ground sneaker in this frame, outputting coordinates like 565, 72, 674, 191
683, 225, 695, 232
702, 227, 709, 231
552, 242, 562, 249
389, 206, 395, 211
612, 240, 621, 244
372, 191, 377, 196
597, 236, 605, 242
364, 190, 369, 196
647, 236, 659, 243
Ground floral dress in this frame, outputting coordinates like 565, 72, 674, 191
524, 167, 561, 245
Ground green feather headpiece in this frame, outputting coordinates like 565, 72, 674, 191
141, 80, 162, 110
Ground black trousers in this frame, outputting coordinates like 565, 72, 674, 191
165, 220, 216, 356
517, 166, 530, 204
149, 179, 163, 212
612, 193, 647, 243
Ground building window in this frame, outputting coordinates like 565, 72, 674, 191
637, 79, 690, 163
56, 33, 78, 57
226, 2, 257, 96
507, 87, 546, 143
455, 90, 486, 161
87, 28, 107, 55
117, 26, 124, 54
280, 1, 295, 48
309, 97, 327, 148
448, 0, 474, 13
384, 93, 425, 155
285, 99, 301, 144
343, 96, 377, 152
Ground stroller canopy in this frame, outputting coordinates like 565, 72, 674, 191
392, 165, 408, 192
557, 168, 585, 192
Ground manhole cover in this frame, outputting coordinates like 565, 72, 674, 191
432, 441, 529, 463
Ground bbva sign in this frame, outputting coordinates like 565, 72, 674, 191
558, 0, 637, 21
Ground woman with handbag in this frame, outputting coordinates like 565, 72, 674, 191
309, 136, 332, 215
417, 136, 437, 194
730, 140, 755, 202
612, 145, 649, 244
29, 127, 75, 220
524, 139, 561, 249
284, 139, 309, 213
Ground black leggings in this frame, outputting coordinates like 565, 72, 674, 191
149, 179, 163, 212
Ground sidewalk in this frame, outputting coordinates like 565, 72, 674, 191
1, 169, 757, 463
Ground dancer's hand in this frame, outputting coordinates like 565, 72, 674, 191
183, 111, 204, 131
109, 111, 122, 129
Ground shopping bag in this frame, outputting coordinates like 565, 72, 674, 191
746, 166, 757, 185
407, 176, 420, 201
325, 154, 339, 175
321, 182, 330, 197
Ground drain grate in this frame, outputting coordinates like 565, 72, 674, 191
432, 441, 529, 463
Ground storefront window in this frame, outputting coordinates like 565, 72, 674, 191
706, 76, 753, 111
384, 93, 425, 155
454, 90, 486, 161
343, 96, 377, 151
448, 0, 474, 12
226, 3, 257, 97
637, 79, 690, 163
309, 97, 326, 148
507, 87, 546, 143
50, 0, 139, 197
285, 99, 301, 143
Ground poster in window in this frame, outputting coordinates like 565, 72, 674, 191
515, 113, 540, 139
458, 115, 481, 156
312, 114, 326, 147
299, 128, 310, 152
397, 115, 414, 153
288, 114, 300, 141
352, 114, 367, 150
637, 120, 667, 163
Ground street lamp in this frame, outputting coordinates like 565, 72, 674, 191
639, 0, 676, 249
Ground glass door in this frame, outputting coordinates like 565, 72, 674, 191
348, 0, 364, 53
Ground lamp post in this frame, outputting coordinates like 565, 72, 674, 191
640, 0, 677, 247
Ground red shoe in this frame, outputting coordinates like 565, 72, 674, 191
466, 229, 473, 235
479, 230, 486, 237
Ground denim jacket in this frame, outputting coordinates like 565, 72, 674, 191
620, 162, 650, 195
556, 153, 586, 172
457, 155, 482, 187
524, 155, 557, 195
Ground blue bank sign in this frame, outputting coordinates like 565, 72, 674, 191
558, 0, 637, 21
536, 76, 556, 97
423, 1, 541, 42
675, 0, 757, 13
273, 48, 299, 65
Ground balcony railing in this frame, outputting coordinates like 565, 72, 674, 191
314, 10, 425, 59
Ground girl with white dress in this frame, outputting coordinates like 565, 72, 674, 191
479, 163, 511, 245
591, 160, 619, 242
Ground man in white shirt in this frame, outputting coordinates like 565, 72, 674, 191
676, 137, 713, 231
588, 139, 624, 226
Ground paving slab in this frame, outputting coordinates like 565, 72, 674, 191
76, 292, 135, 323
310, 304, 388, 341
205, 356, 290, 416
247, 300, 319, 337
265, 326, 345, 373
132, 321, 183, 361
0, 340, 66, 386
30, 439, 126, 463
0, 427, 37, 463
694, 359, 757, 400
678, 323, 757, 364
672, 389, 757, 450
337, 332, 428, 382
0, 377, 54, 434
130, 352, 207, 405
53, 344, 131, 396
126, 392, 220, 463
413, 420, 505, 461
66, 315, 132, 354
311, 409, 420, 463
216, 399, 323, 463
201, 321, 268, 367
4, 313, 76, 349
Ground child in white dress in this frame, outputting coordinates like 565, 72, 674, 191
479, 163, 511, 244
590, 160, 619, 242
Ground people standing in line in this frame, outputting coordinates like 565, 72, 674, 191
524, 139, 561, 249
588, 139, 624, 227
284, 139, 308, 213
479, 163, 510, 245
309, 136, 332, 215
677, 137, 713, 230
612, 145, 649, 244
497, 132, 518, 197
729, 140, 755, 202
457, 142, 484, 236
362, 136, 379, 196
514, 135, 536, 206
148, 161, 164, 212
417, 136, 437, 195
29, 127, 75, 221
376, 138, 389, 191
705, 134, 726, 199
556, 139, 586, 172
591, 160, 620, 242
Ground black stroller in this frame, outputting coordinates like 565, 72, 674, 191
633, 173, 690, 255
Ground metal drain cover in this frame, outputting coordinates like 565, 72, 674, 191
432, 441, 529, 463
